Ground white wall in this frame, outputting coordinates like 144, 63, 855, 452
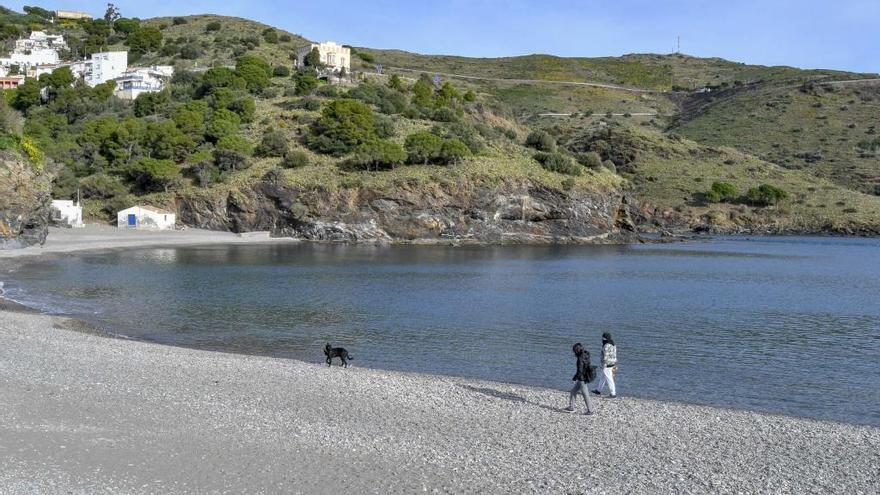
88, 51, 128, 87
117, 206, 176, 230
51, 200, 84, 228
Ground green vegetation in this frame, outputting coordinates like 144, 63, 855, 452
0, 8, 876, 234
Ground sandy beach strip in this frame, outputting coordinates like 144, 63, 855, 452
1, 305, 878, 494
0, 225, 296, 260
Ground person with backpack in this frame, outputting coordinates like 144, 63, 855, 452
592, 332, 618, 398
565, 343, 595, 415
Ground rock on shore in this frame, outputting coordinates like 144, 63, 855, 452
177, 178, 639, 244
1, 308, 878, 494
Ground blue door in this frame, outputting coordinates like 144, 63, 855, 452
127, 214, 136, 227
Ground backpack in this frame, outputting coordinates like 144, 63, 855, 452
604, 344, 617, 367
585, 363, 597, 383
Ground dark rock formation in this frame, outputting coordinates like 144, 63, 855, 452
0, 156, 52, 249
178, 178, 639, 244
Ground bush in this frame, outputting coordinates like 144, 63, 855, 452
213, 148, 248, 172
272, 66, 291, 77
295, 75, 319, 95
345, 139, 406, 171
128, 158, 180, 193
235, 55, 272, 92
281, 150, 310, 168
705, 182, 738, 203
255, 130, 289, 157
534, 152, 581, 176
602, 160, 617, 173
405, 131, 443, 165
216, 135, 253, 155
308, 99, 376, 155
525, 130, 557, 152
315, 85, 340, 98
432, 107, 459, 122
296, 97, 322, 111
172, 17, 188, 25
440, 138, 471, 165
576, 151, 603, 170
179, 43, 202, 60
78, 174, 127, 199
747, 184, 789, 206
463, 90, 477, 102
205, 21, 222, 33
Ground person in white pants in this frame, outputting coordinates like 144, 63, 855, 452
592, 332, 617, 398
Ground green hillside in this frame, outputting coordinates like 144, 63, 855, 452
1, 9, 878, 236
670, 80, 880, 195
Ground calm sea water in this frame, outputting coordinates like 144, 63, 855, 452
3, 237, 879, 426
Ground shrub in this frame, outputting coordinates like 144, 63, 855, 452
346, 139, 406, 171
179, 43, 202, 60
281, 150, 310, 168
315, 85, 340, 98
297, 97, 322, 111
295, 75, 319, 95
747, 184, 789, 206
172, 17, 188, 25
355, 51, 375, 63
374, 115, 396, 138
213, 148, 248, 172
440, 138, 471, 165
561, 177, 576, 191
602, 160, 617, 173
255, 130, 289, 157
405, 131, 443, 165
78, 174, 127, 199
308, 99, 376, 155
705, 182, 738, 203
279, 34, 291, 42
432, 107, 459, 122
272, 66, 291, 77
235, 55, 272, 91
205, 21, 222, 32
128, 158, 180, 192
206, 108, 241, 142
534, 152, 581, 176
216, 135, 253, 155
525, 130, 557, 152
576, 151, 603, 170
463, 90, 477, 102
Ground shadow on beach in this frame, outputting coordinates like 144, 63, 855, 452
457, 384, 566, 413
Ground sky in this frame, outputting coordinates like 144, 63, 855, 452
13, 0, 879, 73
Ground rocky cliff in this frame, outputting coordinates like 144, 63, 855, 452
178, 177, 639, 244
0, 155, 52, 249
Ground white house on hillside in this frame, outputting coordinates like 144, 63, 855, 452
50, 200, 84, 228
0, 31, 67, 69
117, 206, 176, 230
84, 51, 128, 87
294, 41, 350, 73
113, 65, 174, 100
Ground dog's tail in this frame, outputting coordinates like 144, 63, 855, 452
348, 355, 354, 360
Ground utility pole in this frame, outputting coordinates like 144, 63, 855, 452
677, 36, 681, 54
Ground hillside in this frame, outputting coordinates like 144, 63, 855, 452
1, 10, 878, 244
670, 79, 880, 195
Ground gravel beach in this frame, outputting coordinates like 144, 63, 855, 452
1, 306, 878, 494
0, 225, 294, 259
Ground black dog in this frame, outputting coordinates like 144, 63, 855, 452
324, 343, 353, 367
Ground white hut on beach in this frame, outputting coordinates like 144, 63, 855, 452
50, 199, 84, 228
117, 205, 176, 230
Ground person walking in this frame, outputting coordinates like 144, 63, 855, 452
565, 343, 595, 415
592, 332, 618, 398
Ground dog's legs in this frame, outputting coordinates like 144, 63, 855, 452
342, 357, 348, 368
326, 357, 331, 367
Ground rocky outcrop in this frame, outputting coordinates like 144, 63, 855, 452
0, 156, 52, 249
178, 178, 639, 244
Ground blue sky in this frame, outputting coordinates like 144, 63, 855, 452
14, 1, 879, 73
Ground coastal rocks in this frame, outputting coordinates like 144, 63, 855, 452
177, 178, 639, 244
0, 156, 52, 249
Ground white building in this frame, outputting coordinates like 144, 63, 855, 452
113, 65, 174, 100
84, 51, 128, 87
0, 31, 67, 69
117, 206, 176, 230
294, 41, 350, 73
50, 200, 84, 228
56, 11, 93, 21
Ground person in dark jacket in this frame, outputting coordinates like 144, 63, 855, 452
565, 343, 595, 415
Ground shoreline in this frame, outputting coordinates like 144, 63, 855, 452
1, 306, 878, 493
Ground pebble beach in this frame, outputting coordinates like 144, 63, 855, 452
1, 228, 878, 493
1, 304, 878, 494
